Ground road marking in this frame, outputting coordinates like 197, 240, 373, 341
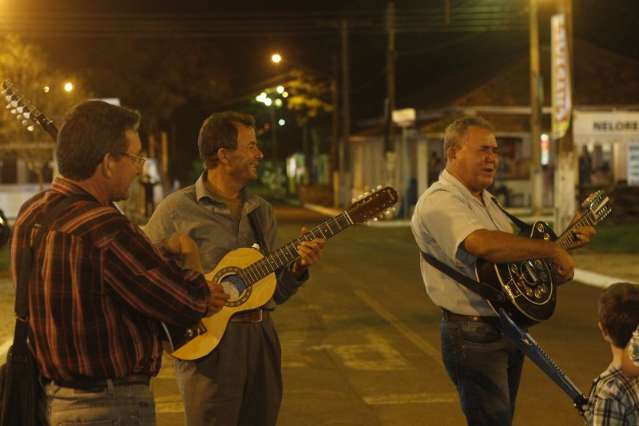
363, 392, 457, 405
0, 338, 12, 359
155, 395, 184, 414
353, 289, 442, 367
574, 268, 635, 288
332, 332, 410, 371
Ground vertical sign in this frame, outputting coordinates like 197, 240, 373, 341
629, 142, 639, 186
551, 14, 572, 140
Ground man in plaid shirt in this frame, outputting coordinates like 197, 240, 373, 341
584, 282, 639, 426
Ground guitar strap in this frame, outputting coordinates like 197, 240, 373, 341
419, 197, 533, 304
247, 206, 268, 255
490, 196, 532, 234
420, 251, 505, 303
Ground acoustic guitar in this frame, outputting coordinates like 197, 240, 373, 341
162, 186, 399, 360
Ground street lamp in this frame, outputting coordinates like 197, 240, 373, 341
271, 53, 282, 64
63, 81, 74, 93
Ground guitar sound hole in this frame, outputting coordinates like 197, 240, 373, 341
220, 274, 249, 303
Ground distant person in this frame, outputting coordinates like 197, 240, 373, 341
579, 146, 592, 186
144, 111, 326, 426
140, 154, 160, 217
11, 100, 227, 425
584, 282, 639, 425
428, 151, 442, 185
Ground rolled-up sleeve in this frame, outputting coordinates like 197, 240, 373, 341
413, 189, 485, 266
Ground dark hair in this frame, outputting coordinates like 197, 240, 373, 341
598, 282, 639, 348
198, 111, 255, 169
56, 101, 141, 180
444, 115, 495, 156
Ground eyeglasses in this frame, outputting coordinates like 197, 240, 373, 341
120, 152, 147, 167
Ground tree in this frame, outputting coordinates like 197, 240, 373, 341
0, 34, 88, 187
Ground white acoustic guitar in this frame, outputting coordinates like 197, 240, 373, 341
162, 186, 399, 360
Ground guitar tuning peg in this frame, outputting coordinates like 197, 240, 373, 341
373, 217, 379, 221
5, 102, 11, 109
21, 120, 29, 127
22, 112, 30, 119
10, 108, 17, 115
26, 125, 35, 132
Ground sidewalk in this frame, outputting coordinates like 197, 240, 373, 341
303, 203, 639, 288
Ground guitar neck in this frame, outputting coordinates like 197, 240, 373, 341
240, 211, 354, 284
555, 213, 594, 250
497, 309, 588, 414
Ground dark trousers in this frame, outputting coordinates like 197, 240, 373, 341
441, 316, 525, 426
175, 316, 283, 426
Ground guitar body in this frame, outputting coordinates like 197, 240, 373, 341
475, 221, 558, 328
165, 247, 276, 360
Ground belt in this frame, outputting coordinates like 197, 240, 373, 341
230, 308, 268, 323
442, 309, 498, 324
46, 374, 150, 392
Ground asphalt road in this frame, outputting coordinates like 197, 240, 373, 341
0, 205, 625, 425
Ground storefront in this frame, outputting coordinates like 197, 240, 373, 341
573, 110, 639, 187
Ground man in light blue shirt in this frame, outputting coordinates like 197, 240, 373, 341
411, 116, 594, 425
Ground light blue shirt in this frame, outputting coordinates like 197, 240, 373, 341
410, 169, 516, 316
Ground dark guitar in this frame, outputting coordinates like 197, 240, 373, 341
497, 308, 588, 415
476, 191, 611, 327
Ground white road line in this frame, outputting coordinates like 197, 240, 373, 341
363, 392, 457, 406
574, 268, 635, 288
353, 289, 442, 367
0, 338, 12, 359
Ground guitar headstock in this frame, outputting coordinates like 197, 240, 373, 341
1, 80, 58, 139
347, 186, 399, 224
581, 190, 612, 225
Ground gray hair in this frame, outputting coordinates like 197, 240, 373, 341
443, 116, 495, 156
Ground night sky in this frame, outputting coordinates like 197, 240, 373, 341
2, 0, 638, 182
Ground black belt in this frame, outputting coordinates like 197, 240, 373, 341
46, 374, 150, 392
230, 308, 268, 323
442, 309, 498, 324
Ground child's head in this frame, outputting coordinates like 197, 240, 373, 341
598, 282, 639, 349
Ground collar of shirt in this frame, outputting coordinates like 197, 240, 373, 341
51, 177, 97, 200
439, 169, 491, 205
194, 171, 261, 214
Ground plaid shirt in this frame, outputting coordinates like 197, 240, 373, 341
11, 177, 210, 382
584, 365, 639, 426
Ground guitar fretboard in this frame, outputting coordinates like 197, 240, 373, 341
556, 213, 595, 250
239, 211, 353, 285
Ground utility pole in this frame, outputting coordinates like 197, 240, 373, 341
384, 0, 396, 153
339, 17, 351, 207
330, 54, 339, 190
554, 0, 576, 232
384, 0, 397, 209
529, 0, 543, 215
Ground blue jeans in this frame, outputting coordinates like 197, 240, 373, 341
44, 382, 155, 425
441, 317, 524, 426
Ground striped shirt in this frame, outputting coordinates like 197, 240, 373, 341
11, 177, 210, 382
584, 365, 639, 426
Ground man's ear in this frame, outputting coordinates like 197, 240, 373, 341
100, 153, 116, 178
598, 321, 612, 343
216, 147, 228, 165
